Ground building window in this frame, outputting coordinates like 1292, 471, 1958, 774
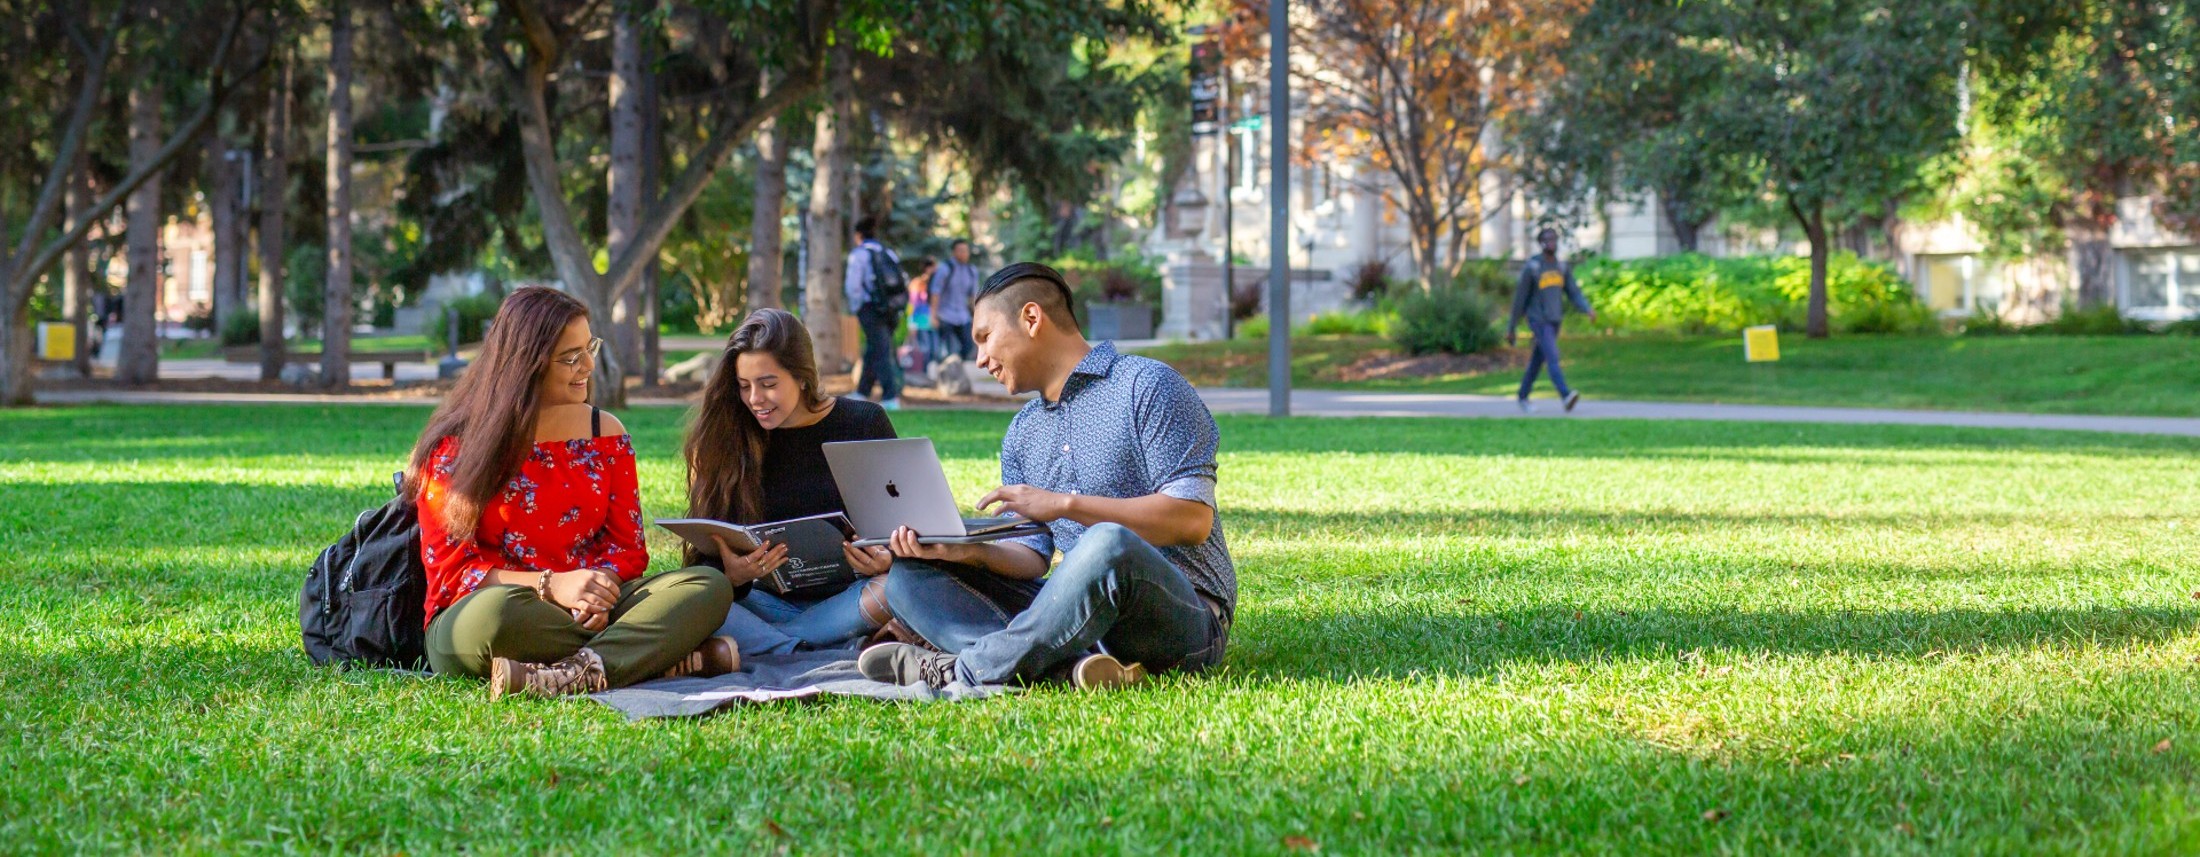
2123, 247, 2198, 320
1918, 253, 2002, 315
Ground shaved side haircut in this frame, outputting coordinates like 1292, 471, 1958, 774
977, 262, 1079, 330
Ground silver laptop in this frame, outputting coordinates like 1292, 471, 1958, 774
822, 438, 1029, 543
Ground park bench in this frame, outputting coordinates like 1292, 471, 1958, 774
223, 346, 436, 380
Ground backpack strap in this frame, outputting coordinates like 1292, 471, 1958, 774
591, 405, 602, 438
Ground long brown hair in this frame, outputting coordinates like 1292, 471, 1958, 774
405, 286, 590, 540
684, 308, 829, 542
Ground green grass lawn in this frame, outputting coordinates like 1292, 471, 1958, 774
1140, 334, 2200, 416
4, 405, 2198, 853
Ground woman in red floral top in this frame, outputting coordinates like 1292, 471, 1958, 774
407, 286, 735, 700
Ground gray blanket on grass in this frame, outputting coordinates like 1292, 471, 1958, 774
588, 650, 1014, 720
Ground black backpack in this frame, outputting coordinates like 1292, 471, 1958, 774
865, 246, 910, 315
300, 472, 428, 669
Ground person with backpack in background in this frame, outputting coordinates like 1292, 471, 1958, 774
404, 286, 737, 699
843, 217, 907, 410
1506, 227, 1597, 413
932, 239, 981, 362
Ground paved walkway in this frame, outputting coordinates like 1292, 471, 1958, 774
30, 384, 2199, 437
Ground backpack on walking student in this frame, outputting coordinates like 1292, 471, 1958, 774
864, 247, 910, 315
300, 471, 428, 669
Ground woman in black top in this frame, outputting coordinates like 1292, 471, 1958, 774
684, 309, 900, 655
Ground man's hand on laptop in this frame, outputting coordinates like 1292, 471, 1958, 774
883, 526, 963, 564
976, 484, 1068, 523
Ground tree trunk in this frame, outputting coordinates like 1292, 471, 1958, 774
259, 55, 291, 381
1795, 199, 1831, 339
803, 50, 854, 370
207, 134, 245, 333
64, 146, 93, 377
2071, 222, 2114, 309
119, 77, 164, 385
0, 308, 29, 405
1660, 194, 1703, 253
605, 7, 646, 381
748, 115, 788, 311
639, 56, 662, 387
322, 0, 355, 387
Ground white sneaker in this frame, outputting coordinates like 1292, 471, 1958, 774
880, 397, 902, 411
1516, 398, 1536, 414
1563, 391, 1581, 412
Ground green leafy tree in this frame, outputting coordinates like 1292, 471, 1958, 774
1526, 0, 1969, 337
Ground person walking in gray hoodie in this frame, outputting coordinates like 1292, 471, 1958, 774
1505, 227, 1597, 412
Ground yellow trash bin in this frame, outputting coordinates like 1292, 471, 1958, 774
36, 321, 75, 362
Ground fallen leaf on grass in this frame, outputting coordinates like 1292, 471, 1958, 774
2155, 739, 2173, 753
1513, 774, 1531, 787
1702, 808, 1729, 822
1895, 823, 1915, 835
1283, 835, 1320, 851
764, 820, 790, 839
1572, 610, 1583, 621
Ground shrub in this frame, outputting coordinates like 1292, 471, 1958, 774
2163, 317, 2200, 336
2041, 305, 2149, 336
1301, 307, 1395, 337
1390, 286, 1501, 355
1959, 310, 2022, 337
1347, 260, 1393, 302
429, 292, 503, 346
1444, 259, 1517, 306
1235, 314, 1268, 341
1576, 252, 1928, 334
220, 310, 261, 346
183, 306, 217, 337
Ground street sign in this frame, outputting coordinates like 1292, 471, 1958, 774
1229, 115, 1265, 132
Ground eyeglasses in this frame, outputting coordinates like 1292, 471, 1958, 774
553, 338, 603, 368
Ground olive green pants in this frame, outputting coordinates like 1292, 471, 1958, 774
426, 567, 734, 688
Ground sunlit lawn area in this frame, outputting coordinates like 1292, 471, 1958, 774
3, 404, 2197, 852
1143, 334, 2200, 417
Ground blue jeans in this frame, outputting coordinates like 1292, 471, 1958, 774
881, 558, 1047, 653
856, 308, 902, 401
934, 320, 974, 361
714, 583, 875, 656
892, 523, 1229, 686
1518, 319, 1573, 399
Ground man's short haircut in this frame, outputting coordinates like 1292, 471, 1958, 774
1536, 226, 1560, 241
975, 262, 1078, 330
853, 217, 878, 240
950, 238, 970, 250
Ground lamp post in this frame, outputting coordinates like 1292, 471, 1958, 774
1267, 0, 1290, 417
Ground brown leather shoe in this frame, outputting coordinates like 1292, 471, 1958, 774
1070, 653, 1148, 691
660, 635, 739, 679
489, 647, 608, 701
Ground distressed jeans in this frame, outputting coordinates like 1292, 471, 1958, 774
887, 523, 1228, 686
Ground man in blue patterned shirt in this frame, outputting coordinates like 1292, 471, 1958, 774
860, 262, 1235, 690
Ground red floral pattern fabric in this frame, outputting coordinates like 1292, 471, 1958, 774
416, 434, 648, 624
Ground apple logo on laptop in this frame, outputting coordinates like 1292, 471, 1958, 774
885, 481, 900, 498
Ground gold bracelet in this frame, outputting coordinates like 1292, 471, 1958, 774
535, 569, 554, 602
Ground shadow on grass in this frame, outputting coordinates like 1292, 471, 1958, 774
1229, 506, 2188, 538
1227, 604, 2200, 683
